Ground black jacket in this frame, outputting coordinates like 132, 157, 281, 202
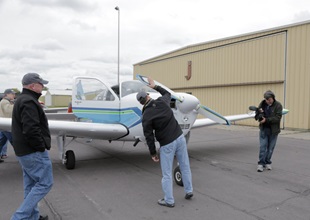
142, 86, 182, 156
12, 88, 51, 156
258, 99, 283, 135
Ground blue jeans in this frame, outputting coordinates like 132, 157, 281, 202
11, 151, 53, 220
1, 141, 8, 155
258, 128, 278, 165
0, 131, 12, 154
160, 134, 193, 204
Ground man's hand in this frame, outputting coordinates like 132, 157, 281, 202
147, 77, 156, 89
260, 117, 266, 124
151, 155, 159, 162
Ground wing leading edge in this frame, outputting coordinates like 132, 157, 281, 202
0, 118, 129, 141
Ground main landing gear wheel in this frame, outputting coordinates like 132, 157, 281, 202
174, 166, 184, 187
65, 150, 75, 170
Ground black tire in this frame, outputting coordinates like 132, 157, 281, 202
174, 166, 184, 186
65, 150, 75, 170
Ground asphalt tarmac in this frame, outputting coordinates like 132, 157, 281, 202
1, 125, 310, 220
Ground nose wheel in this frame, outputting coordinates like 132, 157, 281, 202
174, 166, 184, 186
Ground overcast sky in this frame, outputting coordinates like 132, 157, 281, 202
0, 0, 309, 92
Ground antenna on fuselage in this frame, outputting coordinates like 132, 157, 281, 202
115, 6, 120, 89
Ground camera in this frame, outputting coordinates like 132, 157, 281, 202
249, 106, 264, 122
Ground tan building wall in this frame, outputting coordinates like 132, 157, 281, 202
134, 21, 310, 130
45, 90, 72, 107
50, 95, 71, 107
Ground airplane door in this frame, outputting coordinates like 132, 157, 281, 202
72, 77, 120, 123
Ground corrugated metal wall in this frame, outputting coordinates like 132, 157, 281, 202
284, 23, 310, 130
134, 21, 310, 130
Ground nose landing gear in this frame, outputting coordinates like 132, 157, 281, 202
173, 166, 183, 186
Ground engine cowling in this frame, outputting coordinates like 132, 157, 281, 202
175, 93, 199, 114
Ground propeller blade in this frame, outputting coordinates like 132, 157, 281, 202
197, 105, 230, 125
136, 74, 184, 102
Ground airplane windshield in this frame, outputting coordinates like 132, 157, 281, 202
120, 80, 156, 97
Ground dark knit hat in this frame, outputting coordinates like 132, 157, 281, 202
264, 90, 275, 99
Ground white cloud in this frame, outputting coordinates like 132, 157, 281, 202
22, 0, 98, 12
32, 39, 65, 51
0, 0, 310, 92
293, 10, 310, 22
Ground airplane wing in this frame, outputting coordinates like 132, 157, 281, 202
193, 108, 289, 128
0, 118, 129, 140
192, 112, 255, 128
197, 104, 230, 125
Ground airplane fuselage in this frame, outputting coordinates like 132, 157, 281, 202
71, 77, 197, 143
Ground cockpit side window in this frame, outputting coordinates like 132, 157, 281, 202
74, 78, 116, 101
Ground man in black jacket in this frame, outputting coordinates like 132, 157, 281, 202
256, 90, 283, 172
137, 77, 193, 208
11, 73, 52, 220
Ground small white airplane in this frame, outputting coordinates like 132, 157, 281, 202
0, 75, 288, 185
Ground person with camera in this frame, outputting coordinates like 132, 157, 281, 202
255, 90, 283, 172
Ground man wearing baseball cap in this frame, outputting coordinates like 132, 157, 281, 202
11, 73, 52, 220
0, 88, 16, 162
136, 77, 193, 208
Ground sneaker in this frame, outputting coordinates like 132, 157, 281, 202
257, 165, 264, 172
265, 164, 272, 170
1, 155, 7, 159
157, 199, 175, 208
185, 192, 193, 200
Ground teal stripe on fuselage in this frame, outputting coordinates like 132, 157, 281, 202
72, 107, 142, 128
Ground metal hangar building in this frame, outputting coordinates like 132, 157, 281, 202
133, 20, 310, 130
